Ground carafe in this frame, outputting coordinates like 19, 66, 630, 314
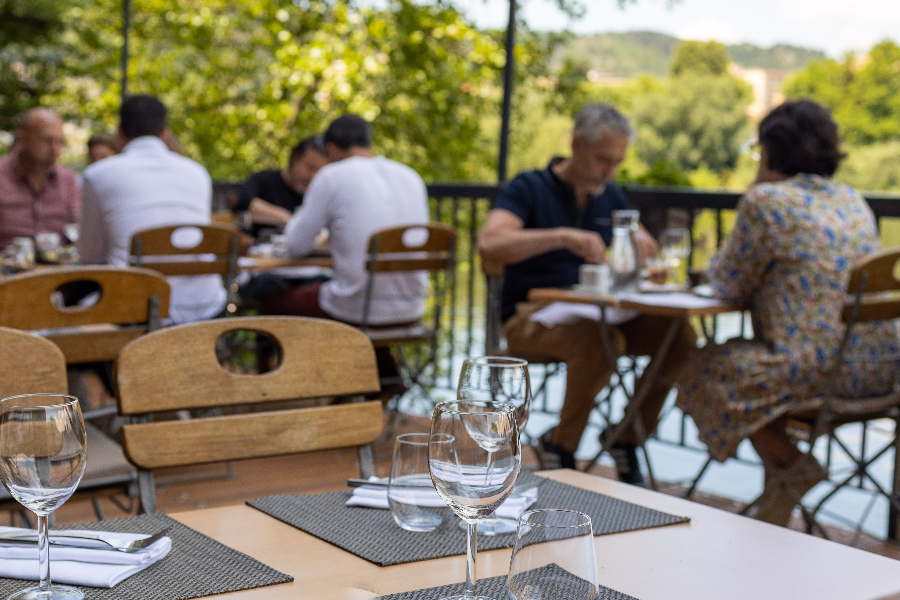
609, 210, 640, 292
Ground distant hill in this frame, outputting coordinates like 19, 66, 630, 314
555, 31, 827, 77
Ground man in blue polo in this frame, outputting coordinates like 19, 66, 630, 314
478, 103, 696, 484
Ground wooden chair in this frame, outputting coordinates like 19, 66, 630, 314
114, 316, 384, 513
129, 223, 241, 314
0, 327, 136, 521
0, 266, 169, 365
740, 248, 900, 542
359, 224, 456, 411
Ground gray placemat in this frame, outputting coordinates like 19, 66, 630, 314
0, 512, 292, 599
374, 563, 638, 600
247, 473, 689, 566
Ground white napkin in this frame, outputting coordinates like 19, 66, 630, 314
617, 291, 731, 310
530, 301, 637, 328
0, 527, 172, 588
346, 484, 538, 520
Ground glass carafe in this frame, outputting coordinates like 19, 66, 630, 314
609, 209, 640, 293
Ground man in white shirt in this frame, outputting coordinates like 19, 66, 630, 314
79, 95, 227, 324
262, 114, 429, 386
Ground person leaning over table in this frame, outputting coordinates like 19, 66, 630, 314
0, 108, 81, 250
260, 113, 429, 400
676, 99, 900, 527
79, 94, 227, 324
232, 135, 329, 240
477, 102, 697, 485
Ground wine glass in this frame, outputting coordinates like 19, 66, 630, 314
63, 224, 79, 245
507, 509, 600, 600
429, 401, 520, 600
661, 228, 691, 284
456, 356, 531, 536
0, 394, 87, 600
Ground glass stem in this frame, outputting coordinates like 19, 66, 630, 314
465, 520, 477, 598
37, 512, 52, 591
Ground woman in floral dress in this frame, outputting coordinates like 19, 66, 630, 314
677, 100, 898, 525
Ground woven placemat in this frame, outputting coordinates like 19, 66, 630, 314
0, 512, 292, 599
374, 563, 638, 600
247, 473, 689, 566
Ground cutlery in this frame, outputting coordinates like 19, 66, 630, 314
348, 477, 547, 496
0, 527, 170, 553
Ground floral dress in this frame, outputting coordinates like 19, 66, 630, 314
677, 174, 899, 462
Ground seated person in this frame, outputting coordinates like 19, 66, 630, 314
478, 103, 696, 483
86, 133, 119, 164
233, 136, 328, 239
677, 100, 899, 526
79, 94, 227, 324
261, 114, 429, 391
0, 108, 80, 250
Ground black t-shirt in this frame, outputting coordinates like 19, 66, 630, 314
493, 159, 631, 321
235, 169, 304, 237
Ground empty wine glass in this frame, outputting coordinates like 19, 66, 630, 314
0, 394, 87, 600
661, 228, 690, 284
507, 509, 600, 600
457, 357, 531, 536
429, 401, 520, 600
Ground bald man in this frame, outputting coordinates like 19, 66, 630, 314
0, 108, 81, 249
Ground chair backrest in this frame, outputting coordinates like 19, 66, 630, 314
0, 266, 170, 364
0, 327, 68, 396
115, 316, 383, 510
361, 223, 457, 328
843, 248, 900, 323
130, 223, 240, 279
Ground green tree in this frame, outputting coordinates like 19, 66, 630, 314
630, 74, 751, 172
784, 40, 900, 145
670, 40, 730, 77
0, 0, 66, 130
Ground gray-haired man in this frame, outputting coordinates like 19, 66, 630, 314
477, 103, 696, 483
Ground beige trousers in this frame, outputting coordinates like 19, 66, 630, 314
504, 302, 697, 453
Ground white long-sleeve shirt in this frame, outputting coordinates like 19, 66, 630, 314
79, 136, 227, 324
285, 155, 429, 324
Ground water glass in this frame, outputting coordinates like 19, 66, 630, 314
507, 509, 599, 600
388, 433, 449, 532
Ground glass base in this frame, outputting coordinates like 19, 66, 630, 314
457, 516, 518, 536
438, 596, 499, 600
8, 584, 84, 600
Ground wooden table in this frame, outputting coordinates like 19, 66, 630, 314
527, 288, 742, 474
171, 469, 900, 600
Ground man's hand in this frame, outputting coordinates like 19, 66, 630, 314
634, 226, 659, 262
561, 228, 606, 264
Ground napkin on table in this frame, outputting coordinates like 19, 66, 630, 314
0, 527, 172, 588
346, 482, 538, 520
530, 301, 637, 328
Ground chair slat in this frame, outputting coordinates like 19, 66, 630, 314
120, 402, 383, 469
130, 224, 239, 256
366, 223, 456, 254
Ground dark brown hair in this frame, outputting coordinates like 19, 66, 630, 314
759, 99, 845, 177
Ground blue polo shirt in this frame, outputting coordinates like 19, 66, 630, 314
494, 158, 630, 322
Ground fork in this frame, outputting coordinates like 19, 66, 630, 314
0, 527, 170, 553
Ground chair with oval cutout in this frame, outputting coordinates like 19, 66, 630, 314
359, 224, 456, 417
0, 326, 137, 521
114, 316, 383, 513
129, 223, 241, 316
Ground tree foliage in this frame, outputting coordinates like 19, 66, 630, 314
784, 40, 900, 145
630, 74, 752, 172
670, 40, 730, 77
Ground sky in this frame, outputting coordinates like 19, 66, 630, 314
452, 0, 900, 58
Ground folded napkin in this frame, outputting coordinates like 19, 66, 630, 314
0, 527, 172, 588
346, 483, 538, 520
530, 301, 637, 328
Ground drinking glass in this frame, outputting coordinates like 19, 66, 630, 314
63, 224, 80, 245
507, 509, 599, 600
0, 394, 87, 600
661, 228, 691, 284
456, 357, 531, 536
388, 433, 451, 532
429, 401, 520, 600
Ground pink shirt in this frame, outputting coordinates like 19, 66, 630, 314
0, 150, 81, 249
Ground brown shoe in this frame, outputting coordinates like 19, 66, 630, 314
755, 454, 827, 527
